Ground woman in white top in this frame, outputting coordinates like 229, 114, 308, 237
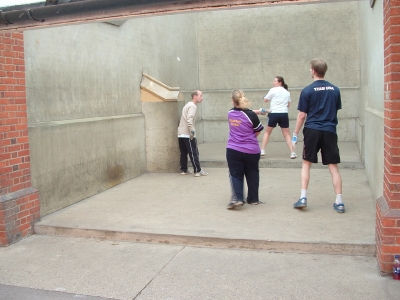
260, 76, 297, 159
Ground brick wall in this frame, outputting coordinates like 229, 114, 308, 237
0, 31, 40, 246
377, 0, 400, 273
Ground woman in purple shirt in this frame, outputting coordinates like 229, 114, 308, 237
226, 90, 264, 209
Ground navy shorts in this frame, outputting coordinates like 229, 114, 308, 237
267, 113, 289, 128
302, 127, 341, 165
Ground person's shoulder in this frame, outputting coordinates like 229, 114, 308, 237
328, 81, 340, 90
270, 86, 282, 92
301, 83, 315, 93
323, 80, 340, 92
243, 109, 257, 117
279, 86, 290, 94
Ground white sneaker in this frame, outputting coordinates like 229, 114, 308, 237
261, 150, 265, 156
195, 170, 208, 177
290, 152, 297, 159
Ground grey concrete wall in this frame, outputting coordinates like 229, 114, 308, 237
197, 2, 360, 142
143, 101, 180, 172
358, 0, 384, 200
25, 14, 199, 216
25, 1, 377, 215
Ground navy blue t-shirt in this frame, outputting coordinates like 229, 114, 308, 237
297, 80, 341, 134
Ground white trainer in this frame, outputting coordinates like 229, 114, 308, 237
261, 150, 265, 156
195, 170, 208, 177
290, 152, 297, 159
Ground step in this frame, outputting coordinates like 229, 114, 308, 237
198, 142, 364, 169
33, 168, 375, 257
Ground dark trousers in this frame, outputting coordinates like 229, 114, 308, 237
226, 148, 260, 203
179, 138, 201, 173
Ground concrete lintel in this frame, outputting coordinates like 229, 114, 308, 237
0, 0, 360, 32
140, 73, 180, 102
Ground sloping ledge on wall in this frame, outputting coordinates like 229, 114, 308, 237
140, 73, 181, 172
140, 73, 180, 102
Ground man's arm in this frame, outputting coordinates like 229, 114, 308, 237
291, 111, 306, 146
186, 105, 197, 132
294, 111, 307, 135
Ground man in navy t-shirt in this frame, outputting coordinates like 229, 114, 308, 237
292, 59, 345, 213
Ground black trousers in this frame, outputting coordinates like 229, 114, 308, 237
179, 138, 201, 173
226, 148, 260, 203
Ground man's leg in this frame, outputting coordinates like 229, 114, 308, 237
301, 160, 312, 190
178, 138, 188, 172
321, 131, 344, 212
328, 164, 345, 212
187, 138, 201, 174
294, 159, 311, 209
328, 164, 342, 194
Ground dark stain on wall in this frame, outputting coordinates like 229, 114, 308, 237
106, 164, 125, 187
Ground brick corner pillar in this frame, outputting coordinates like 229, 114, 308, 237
0, 31, 40, 246
377, 0, 400, 274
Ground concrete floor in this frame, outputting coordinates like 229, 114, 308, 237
34, 142, 374, 255
1, 141, 393, 300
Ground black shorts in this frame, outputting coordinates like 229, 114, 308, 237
302, 127, 340, 165
267, 113, 289, 128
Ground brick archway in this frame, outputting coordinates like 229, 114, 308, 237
375, 0, 400, 274
0, 0, 399, 273
0, 32, 40, 245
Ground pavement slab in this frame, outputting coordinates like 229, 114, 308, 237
0, 236, 397, 300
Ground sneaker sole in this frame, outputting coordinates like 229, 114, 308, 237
333, 204, 345, 213
294, 204, 307, 209
227, 202, 243, 209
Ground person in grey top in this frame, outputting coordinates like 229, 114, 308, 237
177, 90, 208, 177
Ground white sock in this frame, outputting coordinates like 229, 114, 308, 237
335, 194, 343, 205
300, 189, 307, 199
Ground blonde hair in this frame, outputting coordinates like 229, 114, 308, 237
231, 90, 250, 109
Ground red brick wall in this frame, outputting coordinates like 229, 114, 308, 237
0, 31, 40, 246
377, 0, 400, 273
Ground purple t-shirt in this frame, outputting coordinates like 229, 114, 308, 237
227, 107, 264, 154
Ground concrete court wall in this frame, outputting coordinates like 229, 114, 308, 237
25, 14, 199, 216
197, 2, 360, 143
358, 1, 384, 201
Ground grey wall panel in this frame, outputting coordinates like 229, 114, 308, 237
25, 13, 199, 215
29, 116, 146, 215
197, 2, 360, 142
359, 0, 384, 200
197, 2, 360, 90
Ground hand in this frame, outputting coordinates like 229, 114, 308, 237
259, 108, 271, 115
292, 133, 297, 147
190, 130, 195, 140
